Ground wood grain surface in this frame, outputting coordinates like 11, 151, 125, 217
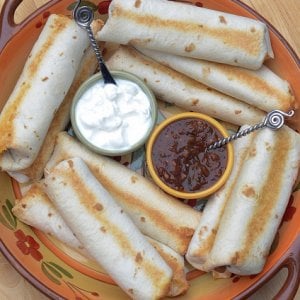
0, 0, 299, 299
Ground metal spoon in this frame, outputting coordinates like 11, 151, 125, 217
206, 109, 295, 151
73, 1, 116, 85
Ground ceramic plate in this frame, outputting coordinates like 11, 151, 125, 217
0, 0, 299, 299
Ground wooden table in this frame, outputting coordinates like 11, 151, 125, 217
0, 0, 299, 299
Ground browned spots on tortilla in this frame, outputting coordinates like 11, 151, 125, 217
93, 203, 103, 211
242, 184, 256, 198
53, 166, 170, 283
202, 66, 211, 78
231, 252, 240, 264
248, 146, 257, 157
198, 226, 208, 238
250, 27, 256, 33
135, 252, 143, 263
42, 76, 49, 81
191, 99, 199, 106
113, 6, 263, 56
48, 213, 52, 217
67, 160, 74, 168
239, 129, 291, 261
185, 43, 196, 52
0, 82, 31, 152
129, 38, 152, 46
134, 0, 142, 8
131, 175, 138, 183
265, 142, 272, 151
98, 169, 197, 254
0, 16, 71, 152
128, 289, 134, 295
22, 204, 27, 208
234, 110, 242, 115
100, 226, 106, 233
212, 63, 294, 111
140, 216, 146, 222
219, 15, 227, 24
72, 35, 77, 39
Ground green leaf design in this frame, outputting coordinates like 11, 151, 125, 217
0, 212, 13, 230
67, 1, 98, 11
44, 262, 63, 278
48, 262, 73, 279
41, 263, 61, 285
5, 199, 17, 227
2, 205, 16, 229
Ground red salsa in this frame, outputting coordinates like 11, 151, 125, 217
151, 118, 228, 193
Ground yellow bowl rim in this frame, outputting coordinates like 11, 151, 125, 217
146, 112, 234, 199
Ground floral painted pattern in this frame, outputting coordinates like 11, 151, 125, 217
14, 229, 43, 261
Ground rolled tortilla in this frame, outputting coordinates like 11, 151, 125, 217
44, 157, 173, 299
0, 14, 89, 172
106, 45, 266, 126
147, 237, 188, 297
97, 0, 273, 69
12, 182, 89, 256
186, 126, 255, 271
13, 182, 186, 297
202, 126, 300, 275
136, 47, 296, 113
7, 20, 103, 183
45, 132, 201, 255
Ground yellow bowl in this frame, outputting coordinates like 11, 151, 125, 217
146, 112, 234, 199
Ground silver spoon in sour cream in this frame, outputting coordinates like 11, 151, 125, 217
73, 1, 116, 85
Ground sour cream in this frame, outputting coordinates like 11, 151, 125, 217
74, 78, 154, 152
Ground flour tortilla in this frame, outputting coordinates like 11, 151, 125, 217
186, 126, 255, 271
13, 180, 186, 296
12, 182, 89, 256
44, 157, 172, 299
136, 47, 295, 113
106, 45, 266, 126
147, 237, 188, 297
45, 132, 201, 255
203, 126, 300, 275
97, 0, 273, 69
7, 20, 103, 183
0, 14, 89, 171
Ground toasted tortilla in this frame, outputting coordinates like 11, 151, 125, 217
7, 20, 103, 183
44, 157, 173, 299
136, 47, 295, 113
106, 45, 266, 126
97, 0, 273, 69
0, 14, 89, 171
202, 126, 300, 275
186, 126, 255, 271
13, 181, 187, 297
45, 132, 202, 255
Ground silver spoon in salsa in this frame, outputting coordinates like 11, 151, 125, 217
206, 109, 295, 151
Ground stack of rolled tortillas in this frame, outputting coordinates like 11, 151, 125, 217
0, 0, 298, 298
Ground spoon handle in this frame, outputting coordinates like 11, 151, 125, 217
206, 110, 295, 151
73, 1, 116, 85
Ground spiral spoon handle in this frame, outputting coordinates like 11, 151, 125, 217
73, 1, 116, 85
206, 110, 295, 151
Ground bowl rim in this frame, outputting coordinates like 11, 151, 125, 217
146, 112, 234, 199
71, 70, 158, 156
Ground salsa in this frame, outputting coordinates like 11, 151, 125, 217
151, 118, 228, 193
